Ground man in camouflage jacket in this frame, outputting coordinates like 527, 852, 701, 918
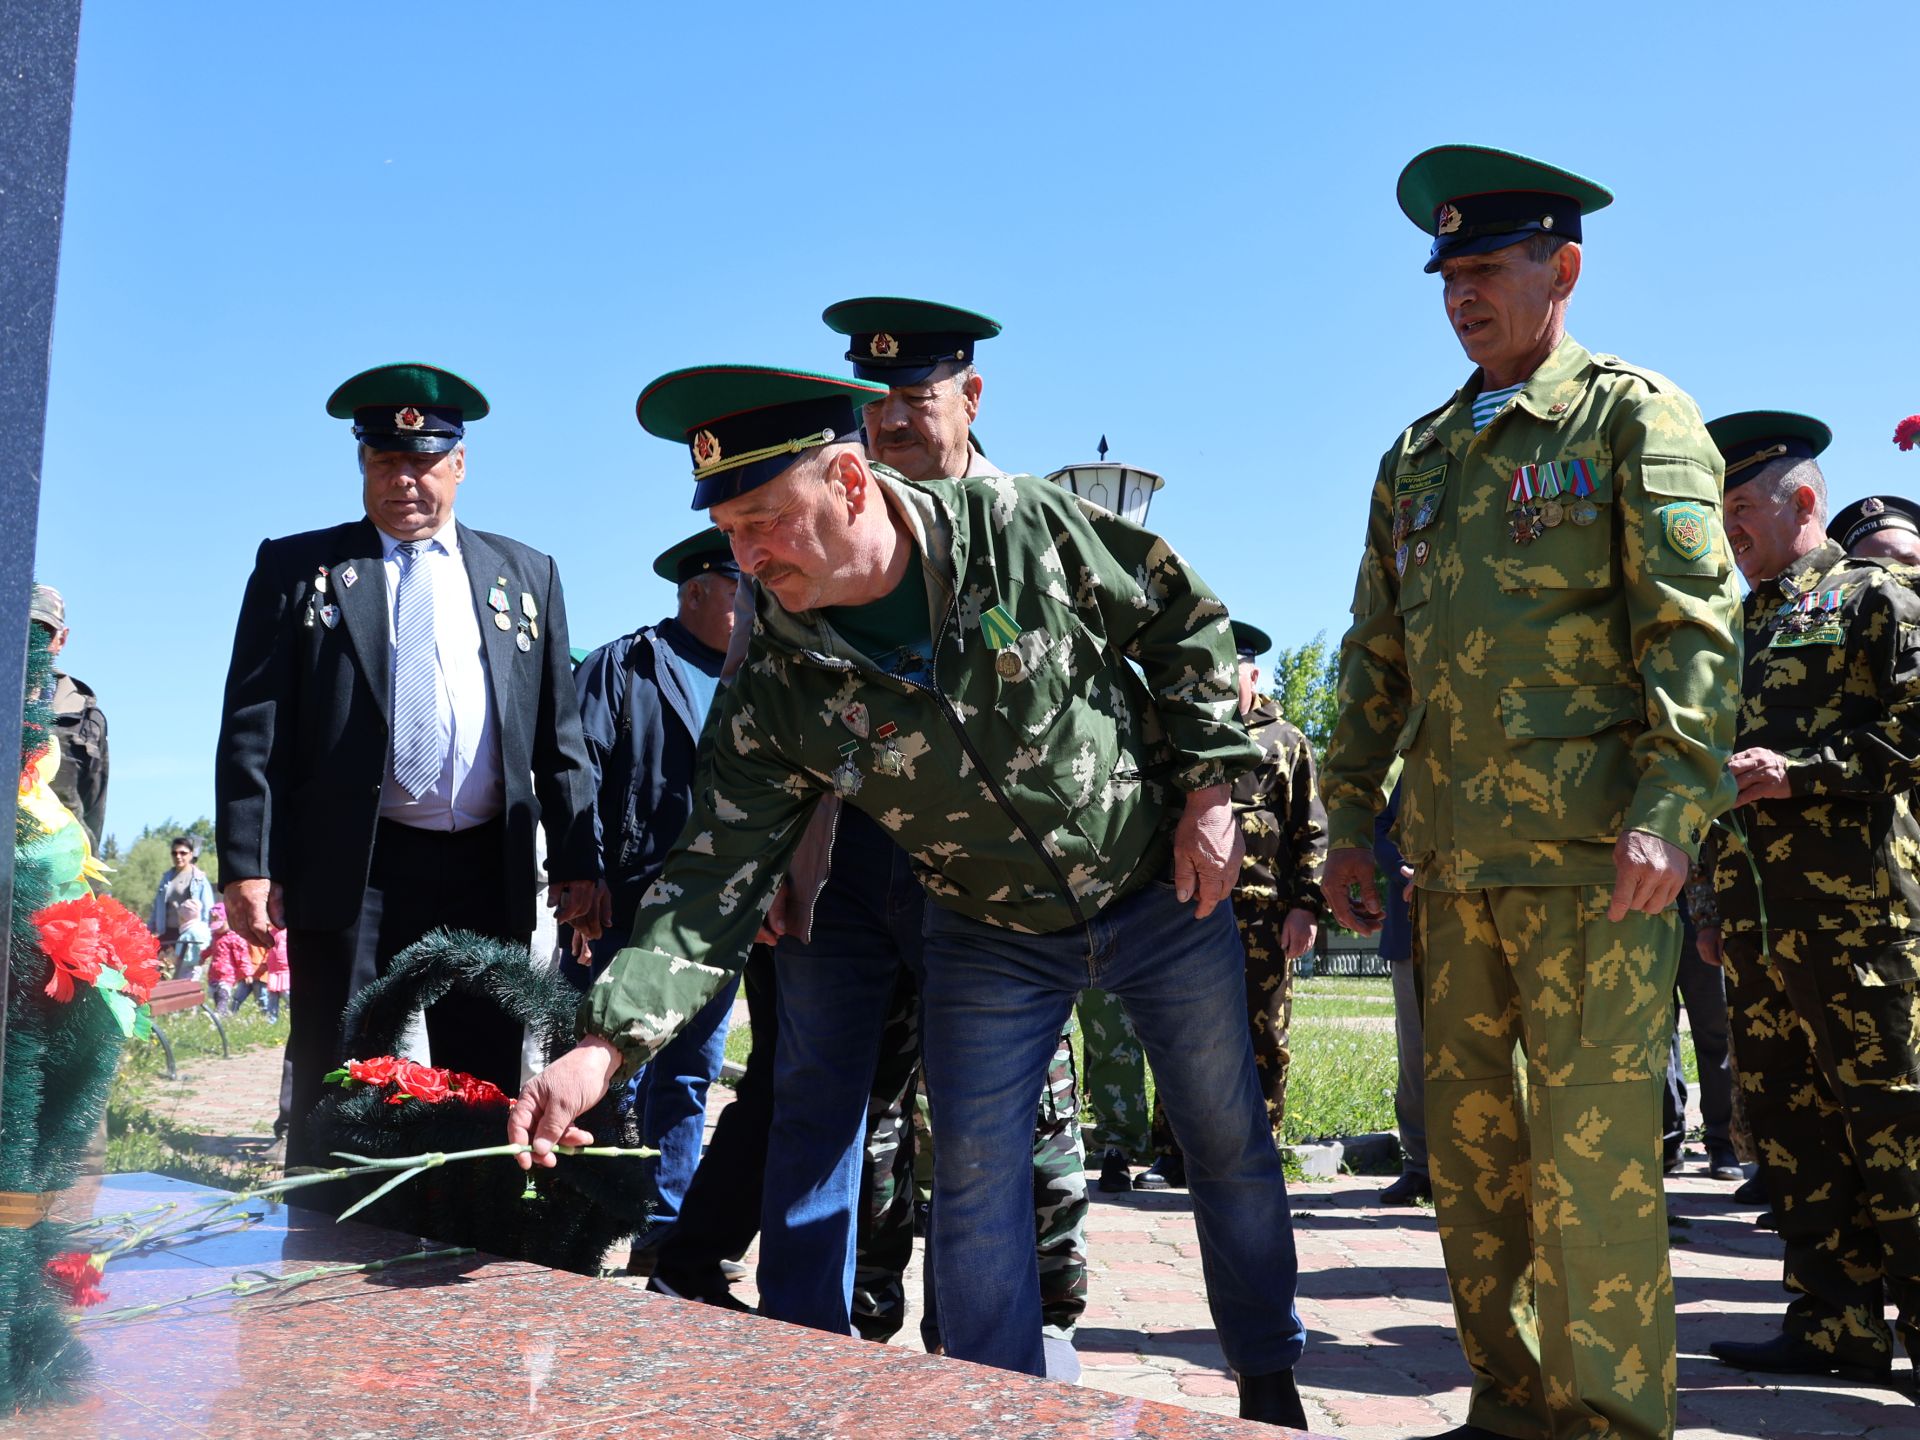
514, 365, 1308, 1425
1322, 147, 1740, 1440
1700, 412, 1920, 1388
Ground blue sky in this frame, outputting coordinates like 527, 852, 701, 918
34, 3, 1920, 845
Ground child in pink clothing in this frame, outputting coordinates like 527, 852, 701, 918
251, 928, 289, 1024
203, 904, 253, 1016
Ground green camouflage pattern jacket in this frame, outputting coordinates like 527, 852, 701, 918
583, 468, 1260, 1068
1323, 334, 1742, 890
1709, 538, 1920, 953
1233, 696, 1326, 915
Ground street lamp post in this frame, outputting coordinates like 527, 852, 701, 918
1046, 438, 1166, 527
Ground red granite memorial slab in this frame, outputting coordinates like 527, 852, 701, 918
10, 1173, 1332, 1440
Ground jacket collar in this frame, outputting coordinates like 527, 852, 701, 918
1772, 538, 1849, 597
1411, 332, 1593, 455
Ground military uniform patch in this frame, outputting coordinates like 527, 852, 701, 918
1394, 463, 1447, 499
692, 429, 723, 471
1660, 502, 1712, 561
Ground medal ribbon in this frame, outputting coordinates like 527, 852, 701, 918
1539, 462, 1563, 500
1567, 459, 1594, 498
1509, 466, 1535, 504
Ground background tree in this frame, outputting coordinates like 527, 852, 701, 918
1264, 631, 1340, 763
107, 817, 218, 923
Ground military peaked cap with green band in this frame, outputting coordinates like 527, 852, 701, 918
326, 362, 489, 453
636, 365, 887, 509
651, 526, 740, 585
1230, 621, 1272, 659
822, 296, 1002, 386
1397, 145, 1613, 274
1704, 411, 1832, 492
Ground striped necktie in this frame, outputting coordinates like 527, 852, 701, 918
390, 541, 440, 799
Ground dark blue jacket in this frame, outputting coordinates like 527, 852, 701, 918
574, 618, 721, 939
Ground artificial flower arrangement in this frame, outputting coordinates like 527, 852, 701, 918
305, 929, 656, 1275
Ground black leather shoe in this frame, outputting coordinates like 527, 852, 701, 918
1732, 1172, 1767, 1204
1753, 1209, 1779, 1232
647, 1272, 753, 1314
1662, 1143, 1683, 1175
1705, 1147, 1746, 1181
1708, 1331, 1891, 1383
1098, 1148, 1134, 1194
1235, 1368, 1307, 1427
1134, 1152, 1187, 1191
1378, 1172, 1432, 1205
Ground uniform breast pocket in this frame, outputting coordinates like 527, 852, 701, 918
1493, 682, 1640, 840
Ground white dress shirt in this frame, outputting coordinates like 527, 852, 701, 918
376, 520, 504, 829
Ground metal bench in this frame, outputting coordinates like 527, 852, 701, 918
145, 978, 228, 1080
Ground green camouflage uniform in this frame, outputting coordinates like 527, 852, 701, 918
1323, 334, 1741, 1440
586, 460, 1257, 1087
1709, 537, 1920, 1367
1150, 699, 1327, 1153
1079, 987, 1149, 1159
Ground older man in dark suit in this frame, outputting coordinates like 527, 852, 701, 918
216, 363, 602, 1169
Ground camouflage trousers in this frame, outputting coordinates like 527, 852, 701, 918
1079, 987, 1150, 1159
1722, 928, 1920, 1364
854, 970, 1088, 1342
1422, 886, 1677, 1440
1152, 899, 1294, 1153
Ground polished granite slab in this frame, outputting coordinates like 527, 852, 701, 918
13, 1173, 1325, 1439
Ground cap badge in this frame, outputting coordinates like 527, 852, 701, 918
395, 406, 425, 431
692, 429, 723, 471
1541, 215, 1555, 231
1864, 497, 1886, 517
869, 333, 900, 359
1436, 204, 1463, 236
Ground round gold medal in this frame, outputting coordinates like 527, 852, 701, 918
1538, 500, 1564, 527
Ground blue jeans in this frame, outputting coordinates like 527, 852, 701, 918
759, 811, 925, 1334
580, 930, 739, 1238
921, 878, 1304, 1378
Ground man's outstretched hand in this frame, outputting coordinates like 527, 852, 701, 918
506, 1036, 623, 1170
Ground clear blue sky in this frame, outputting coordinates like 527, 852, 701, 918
34, 3, 1920, 847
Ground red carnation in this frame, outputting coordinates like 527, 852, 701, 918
448, 1072, 510, 1107
391, 1060, 451, 1105
1896, 415, 1920, 452
44, 1251, 108, 1308
33, 894, 163, 1004
348, 1056, 402, 1087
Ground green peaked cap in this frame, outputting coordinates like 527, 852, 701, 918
1396, 145, 1613, 235
651, 526, 738, 584
1705, 410, 1831, 491
325, 362, 490, 420
821, 296, 1002, 339
1230, 621, 1272, 658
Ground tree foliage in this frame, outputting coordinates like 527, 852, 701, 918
106, 817, 218, 920
1263, 631, 1340, 762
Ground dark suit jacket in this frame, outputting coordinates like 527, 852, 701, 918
215, 516, 600, 934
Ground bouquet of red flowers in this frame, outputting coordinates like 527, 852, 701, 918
305, 931, 651, 1274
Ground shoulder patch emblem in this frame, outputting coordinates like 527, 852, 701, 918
1660, 502, 1712, 561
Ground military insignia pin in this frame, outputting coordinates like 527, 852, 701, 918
319, 603, 340, 629
1864, 497, 1886, 517
842, 702, 870, 739
341, 564, 358, 588
1509, 505, 1544, 545
1394, 543, 1409, 576
869, 332, 900, 359
515, 630, 531, 653
314, 571, 328, 595
1437, 203, 1463, 236
1569, 500, 1599, 527
995, 649, 1026, 681
494, 611, 513, 631
1660, 502, 1712, 562
692, 429, 723, 471
395, 406, 425, 431
1413, 540, 1430, 566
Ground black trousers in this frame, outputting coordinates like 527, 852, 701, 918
281, 817, 525, 1170
651, 942, 777, 1292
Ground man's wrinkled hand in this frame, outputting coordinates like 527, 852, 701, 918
1171, 784, 1243, 919
755, 880, 792, 946
1280, 907, 1318, 960
548, 879, 609, 939
1696, 925, 1724, 968
1321, 847, 1382, 935
223, 878, 283, 947
1607, 829, 1689, 922
506, 1037, 622, 1170
1729, 748, 1792, 806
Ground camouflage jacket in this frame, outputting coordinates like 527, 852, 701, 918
47, 671, 108, 849
1233, 696, 1326, 915
582, 468, 1259, 1068
1323, 334, 1742, 890
1709, 539, 1920, 950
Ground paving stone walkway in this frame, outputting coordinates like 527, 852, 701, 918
156, 1029, 1916, 1439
